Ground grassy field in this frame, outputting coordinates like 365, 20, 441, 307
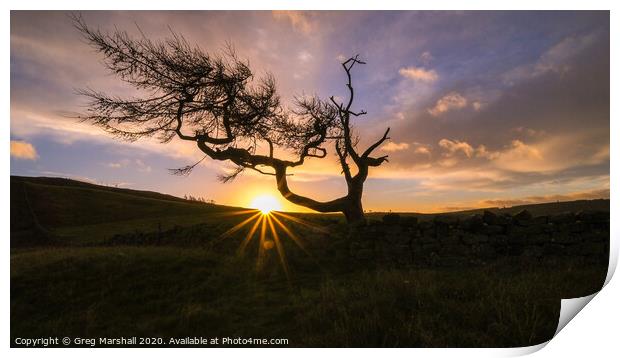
10, 176, 609, 347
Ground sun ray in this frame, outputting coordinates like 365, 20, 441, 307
267, 215, 290, 280
237, 214, 263, 256
271, 214, 323, 270
272, 211, 329, 233
218, 211, 262, 241
270, 214, 309, 253
256, 214, 268, 270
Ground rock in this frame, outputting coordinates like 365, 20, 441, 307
355, 249, 374, 260
482, 210, 498, 225
522, 246, 544, 258
440, 234, 460, 245
477, 244, 497, 259
400, 216, 419, 228
421, 242, 441, 254
581, 231, 608, 243
419, 220, 433, 231
461, 234, 488, 245
543, 243, 565, 256
441, 244, 468, 256
580, 242, 607, 256
382, 213, 401, 225
419, 234, 436, 244
461, 214, 484, 231
513, 209, 533, 222
531, 216, 549, 225
435, 223, 449, 238
434, 215, 459, 225
482, 224, 504, 235
553, 233, 581, 244
550, 212, 576, 225
577, 210, 609, 223
528, 233, 551, 244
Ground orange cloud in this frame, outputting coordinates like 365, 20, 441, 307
399, 66, 438, 83
428, 92, 468, 116
10, 140, 38, 160
272, 11, 314, 34
439, 138, 474, 157
481, 188, 609, 207
381, 142, 410, 152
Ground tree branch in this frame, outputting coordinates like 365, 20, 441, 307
362, 127, 391, 158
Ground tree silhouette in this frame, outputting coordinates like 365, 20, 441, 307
73, 16, 390, 224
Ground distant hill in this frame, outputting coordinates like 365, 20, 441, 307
431, 199, 609, 218
10, 176, 244, 246
364, 199, 609, 221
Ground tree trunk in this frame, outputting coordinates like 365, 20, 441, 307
343, 197, 366, 225
274, 164, 367, 225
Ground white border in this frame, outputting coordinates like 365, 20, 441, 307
4, 1, 618, 357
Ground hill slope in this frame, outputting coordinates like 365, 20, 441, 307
11, 176, 245, 246
11, 175, 609, 245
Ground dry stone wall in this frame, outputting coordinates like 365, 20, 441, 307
348, 210, 609, 268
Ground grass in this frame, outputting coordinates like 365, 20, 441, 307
9, 175, 610, 347
11, 246, 606, 347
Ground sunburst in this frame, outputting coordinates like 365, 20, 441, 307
215, 195, 324, 278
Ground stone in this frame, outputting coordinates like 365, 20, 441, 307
440, 234, 460, 245
543, 243, 566, 256
382, 213, 401, 225
513, 209, 533, 222
355, 249, 374, 260
441, 243, 468, 256
482, 210, 498, 225
581, 231, 608, 243
553, 233, 581, 244
482, 224, 504, 235
577, 210, 609, 223
531, 216, 549, 225
461, 233, 488, 245
550, 212, 576, 225
477, 244, 497, 259
461, 214, 484, 231
421, 242, 441, 254
580, 242, 607, 256
400, 216, 419, 228
522, 245, 544, 258
419, 234, 436, 244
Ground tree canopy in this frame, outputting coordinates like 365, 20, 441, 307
74, 15, 390, 223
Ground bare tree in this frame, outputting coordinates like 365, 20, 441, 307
73, 16, 390, 224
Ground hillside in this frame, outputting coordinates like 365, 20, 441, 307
10, 176, 245, 246
11, 175, 609, 247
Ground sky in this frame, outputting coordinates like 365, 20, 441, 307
10, 10, 610, 213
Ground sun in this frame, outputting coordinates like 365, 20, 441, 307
250, 194, 282, 215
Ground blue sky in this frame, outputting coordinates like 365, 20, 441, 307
10, 11, 610, 212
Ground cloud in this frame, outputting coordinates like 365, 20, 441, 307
399, 66, 438, 83
419, 51, 433, 64
298, 50, 313, 63
10, 140, 38, 160
381, 142, 410, 152
134, 159, 152, 173
481, 188, 609, 208
272, 11, 315, 34
503, 33, 597, 85
439, 139, 474, 158
428, 92, 468, 116
413, 145, 431, 156
475, 144, 500, 160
